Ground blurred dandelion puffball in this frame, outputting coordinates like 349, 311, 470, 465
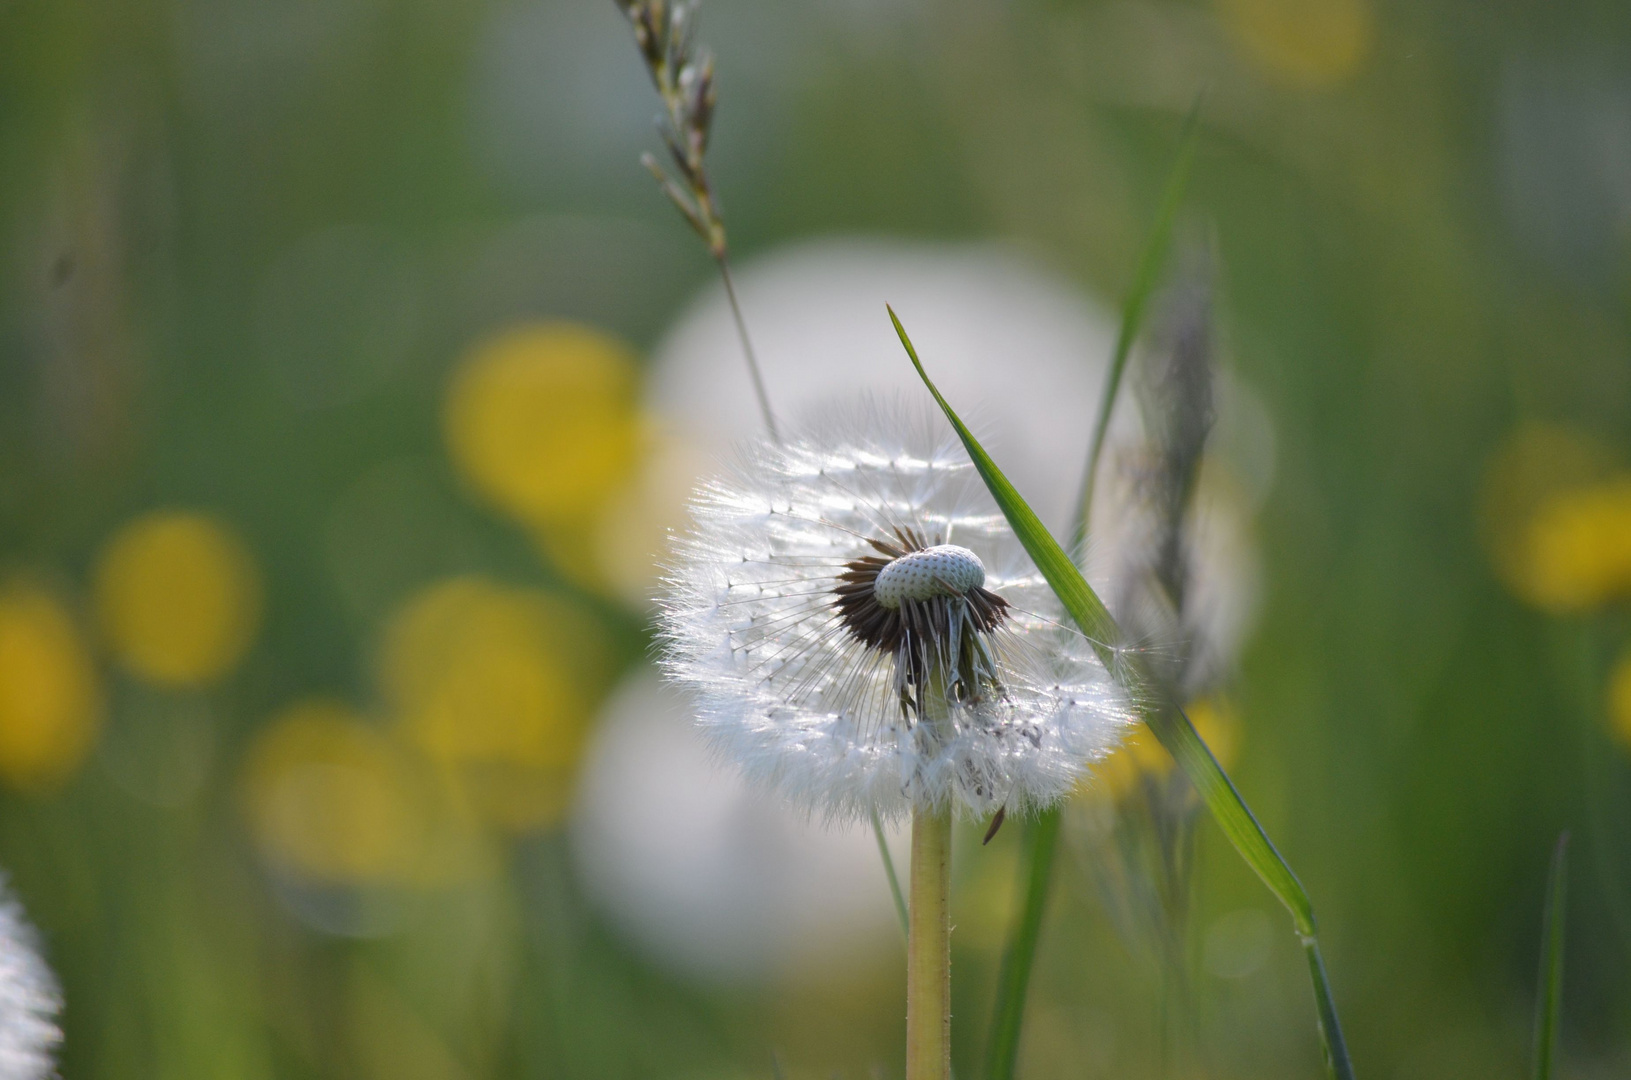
573, 672, 902, 983
658, 406, 1135, 821
0, 881, 60, 1080
0, 582, 101, 793
625, 240, 1267, 665
647, 239, 1123, 534
93, 511, 262, 687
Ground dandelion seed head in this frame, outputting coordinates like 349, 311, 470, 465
873, 545, 985, 609
658, 402, 1135, 822
0, 881, 60, 1080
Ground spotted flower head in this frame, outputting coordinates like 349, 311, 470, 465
658, 404, 1133, 822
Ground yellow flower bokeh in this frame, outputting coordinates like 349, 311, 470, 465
0, 581, 102, 792
591, 431, 711, 610
1608, 652, 1631, 752
242, 699, 429, 886
379, 576, 611, 831
1519, 479, 1631, 613
94, 511, 263, 686
1084, 698, 1240, 804
444, 322, 646, 541
1215, 0, 1374, 89
1480, 423, 1621, 612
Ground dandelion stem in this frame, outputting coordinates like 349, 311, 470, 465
907, 805, 952, 1080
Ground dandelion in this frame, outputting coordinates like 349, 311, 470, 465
659, 404, 1134, 825
659, 403, 1131, 1077
0, 879, 60, 1080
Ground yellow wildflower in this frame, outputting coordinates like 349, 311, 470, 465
94, 511, 262, 685
0, 581, 102, 792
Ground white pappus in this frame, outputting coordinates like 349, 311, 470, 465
658, 403, 1135, 822
0, 879, 60, 1080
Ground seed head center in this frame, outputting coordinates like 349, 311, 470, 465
873, 545, 985, 610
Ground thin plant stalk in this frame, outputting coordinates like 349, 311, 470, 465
908, 806, 953, 1080
874, 809, 910, 941
718, 259, 778, 441
893, 306, 1357, 1080
1069, 98, 1203, 556
1533, 831, 1569, 1080
616, 0, 778, 439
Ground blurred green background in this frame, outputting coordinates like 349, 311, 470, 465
2, 0, 1631, 1076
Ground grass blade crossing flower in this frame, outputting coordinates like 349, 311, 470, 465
989, 103, 1206, 1080
892, 306, 1357, 1080
658, 405, 1133, 822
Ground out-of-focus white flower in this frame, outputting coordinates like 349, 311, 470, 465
657, 404, 1133, 822
632, 237, 1267, 698
572, 671, 901, 982
649, 239, 1128, 530
0, 880, 61, 1080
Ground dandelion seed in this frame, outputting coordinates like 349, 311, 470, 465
0, 880, 60, 1080
658, 403, 1134, 822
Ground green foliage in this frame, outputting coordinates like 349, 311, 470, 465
986, 103, 1205, 1080
893, 307, 1356, 1080
1069, 98, 1205, 555
1533, 832, 1569, 1080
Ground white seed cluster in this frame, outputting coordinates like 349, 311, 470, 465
658, 405, 1134, 821
874, 545, 986, 609
0, 880, 60, 1080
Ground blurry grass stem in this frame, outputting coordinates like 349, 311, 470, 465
1533, 832, 1569, 1080
891, 307, 1357, 1080
614, 0, 778, 439
1069, 98, 1203, 556
986, 105, 1204, 1080
982, 810, 1061, 1080
874, 809, 910, 940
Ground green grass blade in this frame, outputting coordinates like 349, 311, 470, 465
1069, 97, 1204, 554
1533, 831, 1569, 1080
872, 809, 910, 942
986, 106, 1202, 1080
983, 809, 1062, 1080
891, 307, 1356, 1080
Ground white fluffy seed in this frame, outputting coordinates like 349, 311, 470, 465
874, 545, 986, 609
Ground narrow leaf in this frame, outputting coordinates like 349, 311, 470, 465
872, 809, 909, 942
983, 810, 1062, 1080
1533, 831, 1569, 1080
891, 307, 1356, 1080
1070, 97, 1205, 554
987, 102, 1204, 1080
